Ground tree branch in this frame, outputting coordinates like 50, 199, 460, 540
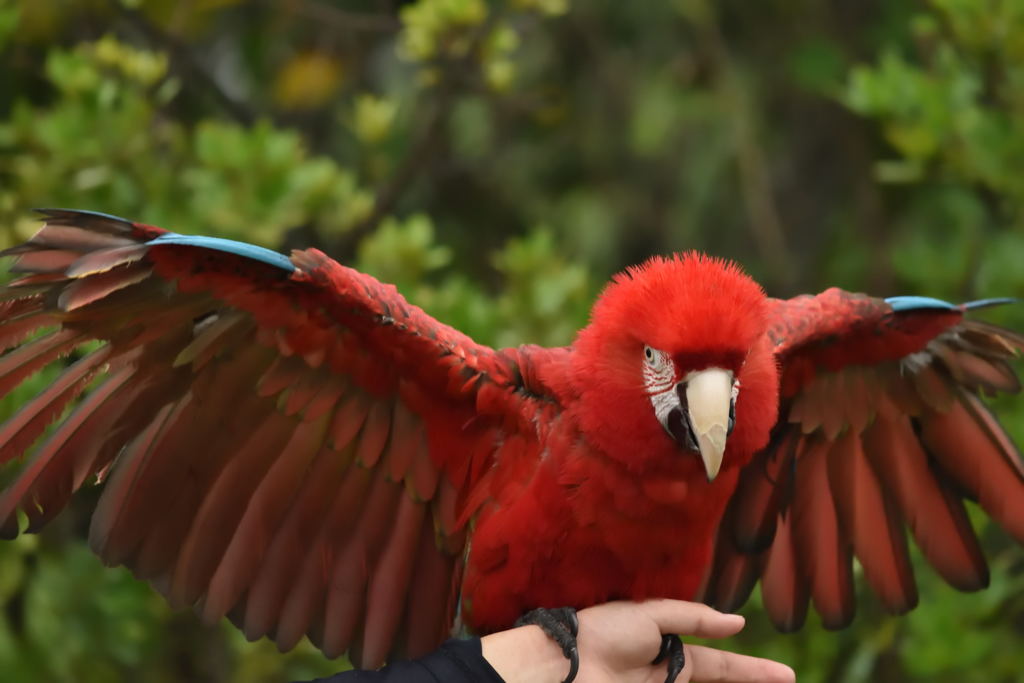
113, 3, 258, 127
697, 1, 794, 290
274, 0, 401, 33
336, 19, 497, 250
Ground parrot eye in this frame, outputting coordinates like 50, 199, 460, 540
643, 345, 663, 368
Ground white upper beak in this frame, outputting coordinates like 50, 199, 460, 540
685, 368, 733, 481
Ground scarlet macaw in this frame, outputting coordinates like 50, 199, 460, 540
0, 209, 1021, 678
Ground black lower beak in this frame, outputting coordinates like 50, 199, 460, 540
665, 406, 699, 453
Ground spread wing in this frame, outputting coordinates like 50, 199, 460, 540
703, 287, 1024, 631
0, 209, 548, 666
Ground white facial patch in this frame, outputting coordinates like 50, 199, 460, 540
643, 345, 677, 424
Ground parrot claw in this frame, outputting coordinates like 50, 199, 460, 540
514, 606, 580, 683
653, 634, 685, 683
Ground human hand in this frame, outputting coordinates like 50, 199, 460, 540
482, 599, 795, 683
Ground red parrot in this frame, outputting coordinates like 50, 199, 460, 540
0, 209, 1022, 674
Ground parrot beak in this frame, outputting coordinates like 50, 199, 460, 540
683, 368, 733, 481
655, 367, 736, 482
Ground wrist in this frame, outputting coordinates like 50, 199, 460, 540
481, 625, 570, 683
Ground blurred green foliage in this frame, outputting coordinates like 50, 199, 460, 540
0, 0, 1022, 681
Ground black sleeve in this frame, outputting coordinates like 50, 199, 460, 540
295, 638, 506, 683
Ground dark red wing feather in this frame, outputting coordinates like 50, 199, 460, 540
707, 289, 1023, 631
363, 493, 428, 666
826, 430, 917, 614
792, 436, 854, 629
862, 415, 988, 591
729, 428, 797, 552
242, 441, 354, 644
701, 531, 761, 614
920, 395, 1024, 542
760, 508, 808, 632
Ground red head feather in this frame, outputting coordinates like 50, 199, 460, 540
568, 252, 779, 475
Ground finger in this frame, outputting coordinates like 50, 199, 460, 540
686, 644, 796, 683
638, 600, 746, 639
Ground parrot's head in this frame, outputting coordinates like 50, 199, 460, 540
572, 252, 779, 481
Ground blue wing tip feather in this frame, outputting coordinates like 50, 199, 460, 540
962, 297, 1020, 310
885, 296, 958, 312
146, 234, 295, 273
886, 295, 1020, 312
